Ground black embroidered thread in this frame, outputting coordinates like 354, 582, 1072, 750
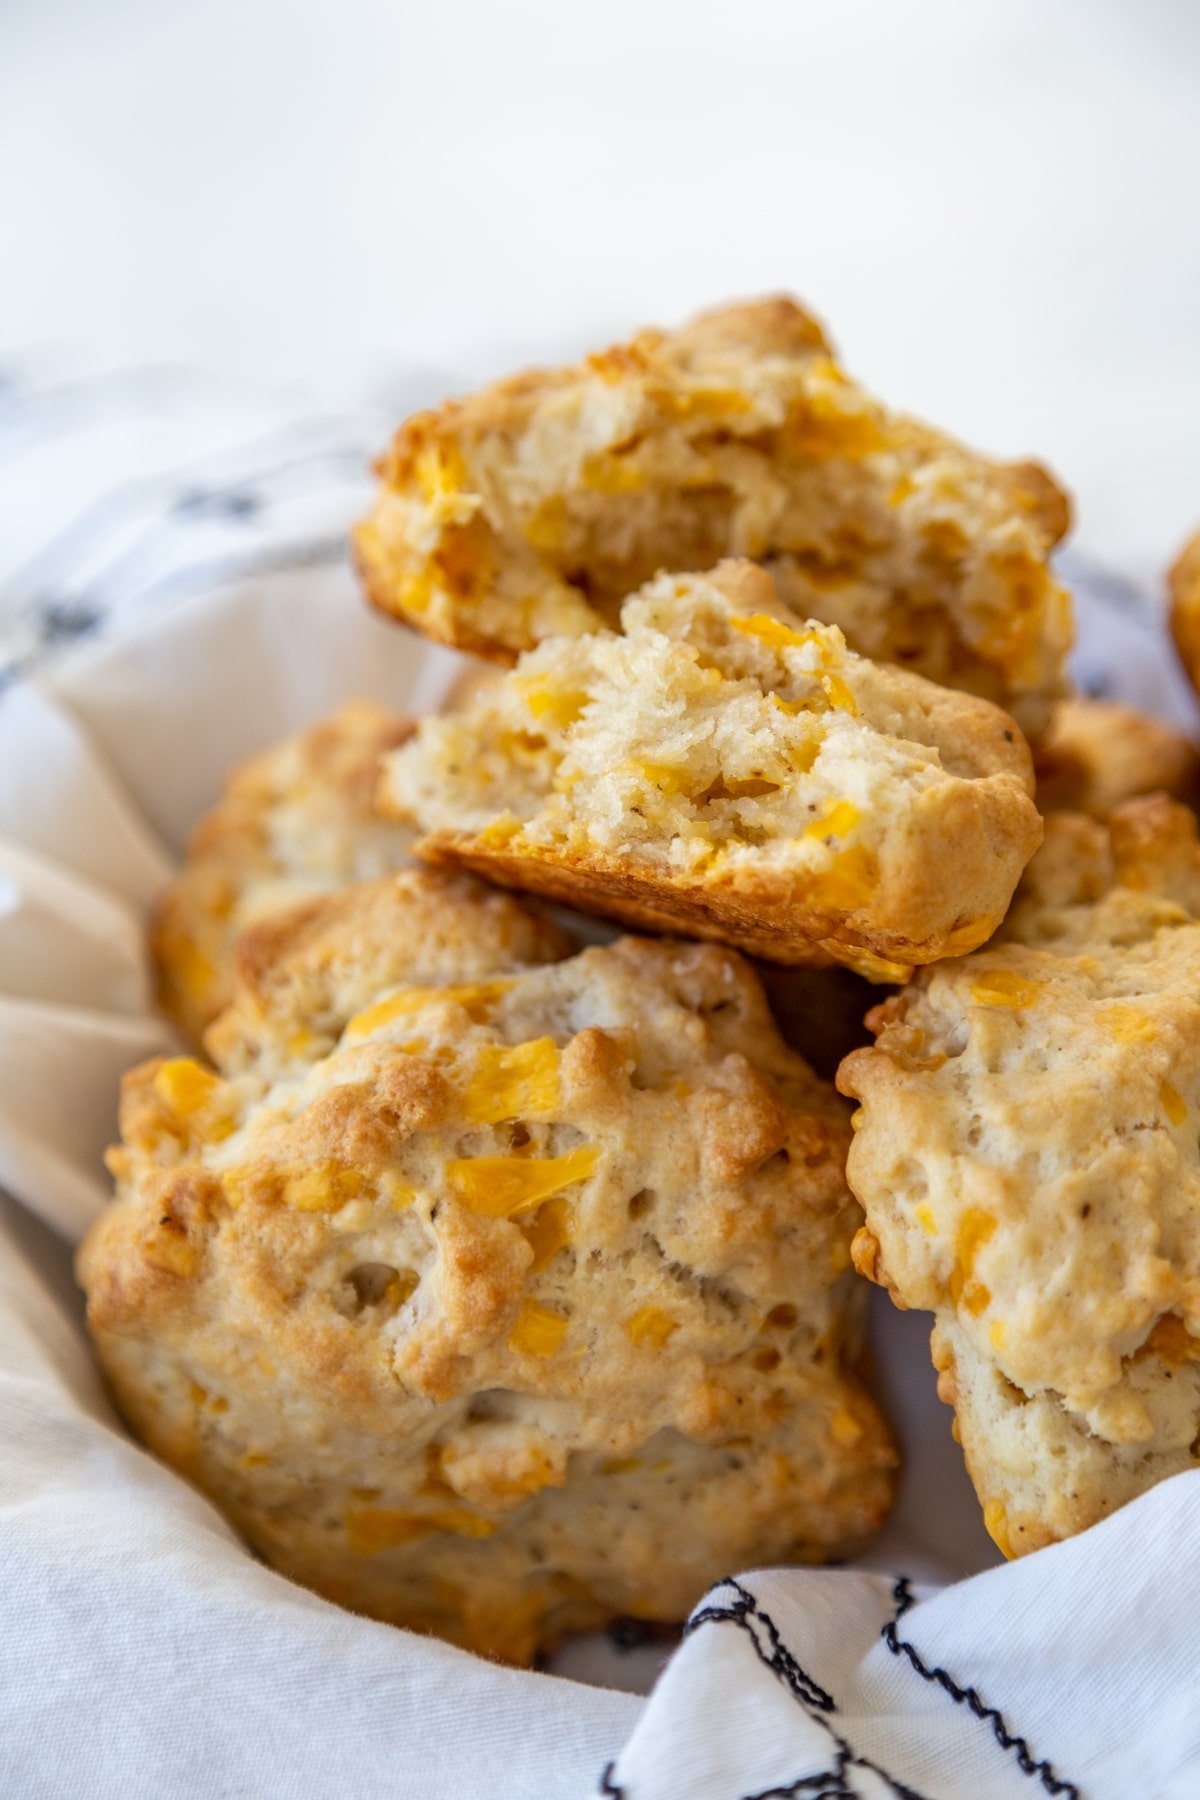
742, 1759, 870, 1798
174, 485, 262, 520
679, 1578, 929, 1800
685, 1578, 835, 1713
598, 1761, 624, 1797
0, 539, 349, 698
36, 599, 102, 645
1, 429, 367, 621
882, 1577, 1079, 1799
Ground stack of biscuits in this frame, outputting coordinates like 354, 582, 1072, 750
77, 298, 1200, 1663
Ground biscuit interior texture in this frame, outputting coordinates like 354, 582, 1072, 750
1032, 695, 1199, 817
153, 700, 418, 1042
384, 561, 1042, 977
80, 888, 897, 1664
839, 795, 1200, 1560
355, 296, 1073, 734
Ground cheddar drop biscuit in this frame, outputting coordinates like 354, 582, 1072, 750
79, 888, 896, 1664
839, 795, 1200, 1558
355, 296, 1073, 733
153, 701, 418, 1042
383, 562, 1042, 978
1032, 696, 1199, 817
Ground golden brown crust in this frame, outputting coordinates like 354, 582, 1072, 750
153, 701, 418, 1043
839, 795, 1200, 1558
412, 809, 1024, 973
355, 296, 1073, 733
384, 563, 1042, 979
1002, 459, 1073, 547
81, 911, 896, 1662
1032, 696, 1199, 817
1169, 529, 1200, 698
206, 867, 572, 1074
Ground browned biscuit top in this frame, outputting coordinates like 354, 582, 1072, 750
81, 890, 895, 1662
355, 295, 1072, 733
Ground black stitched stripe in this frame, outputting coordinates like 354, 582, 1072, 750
1, 438, 368, 630
741, 1760, 859, 1798
882, 1577, 1080, 1799
685, 1579, 835, 1713
0, 537, 349, 699
677, 1578, 929, 1800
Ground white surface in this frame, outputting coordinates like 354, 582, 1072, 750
3, 0, 1200, 586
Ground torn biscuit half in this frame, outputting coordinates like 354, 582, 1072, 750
355, 295, 1073, 734
382, 562, 1043, 979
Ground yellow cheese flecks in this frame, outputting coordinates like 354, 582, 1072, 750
624, 1306, 678, 1350
820, 672, 858, 715
346, 1505, 496, 1553
507, 1301, 569, 1358
284, 1166, 365, 1213
513, 673, 590, 728
803, 799, 860, 842
983, 1499, 1014, 1559
153, 1058, 221, 1118
1160, 1081, 1188, 1127
346, 980, 512, 1038
447, 1144, 601, 1218
950, 1206, 996, 1316
464, 1038, 562, 1125
730, 613, 825, 654
521, 1197, 573, 1270
970, 970, 1040, 1010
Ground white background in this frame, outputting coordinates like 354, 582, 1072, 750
2, 0, 1199, 591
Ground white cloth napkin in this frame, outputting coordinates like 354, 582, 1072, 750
1, 361, 1197, 1800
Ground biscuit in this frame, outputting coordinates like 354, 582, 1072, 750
207, 866, 573, 1075
839, 795, 1200, 1558
355, 296, 1073, 734
79, 897, 897, 1663
1032, 695, 1199, 816
382, 561, 1043, 979
1169, 529, 1200, 700
152, 701, 418, 1042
